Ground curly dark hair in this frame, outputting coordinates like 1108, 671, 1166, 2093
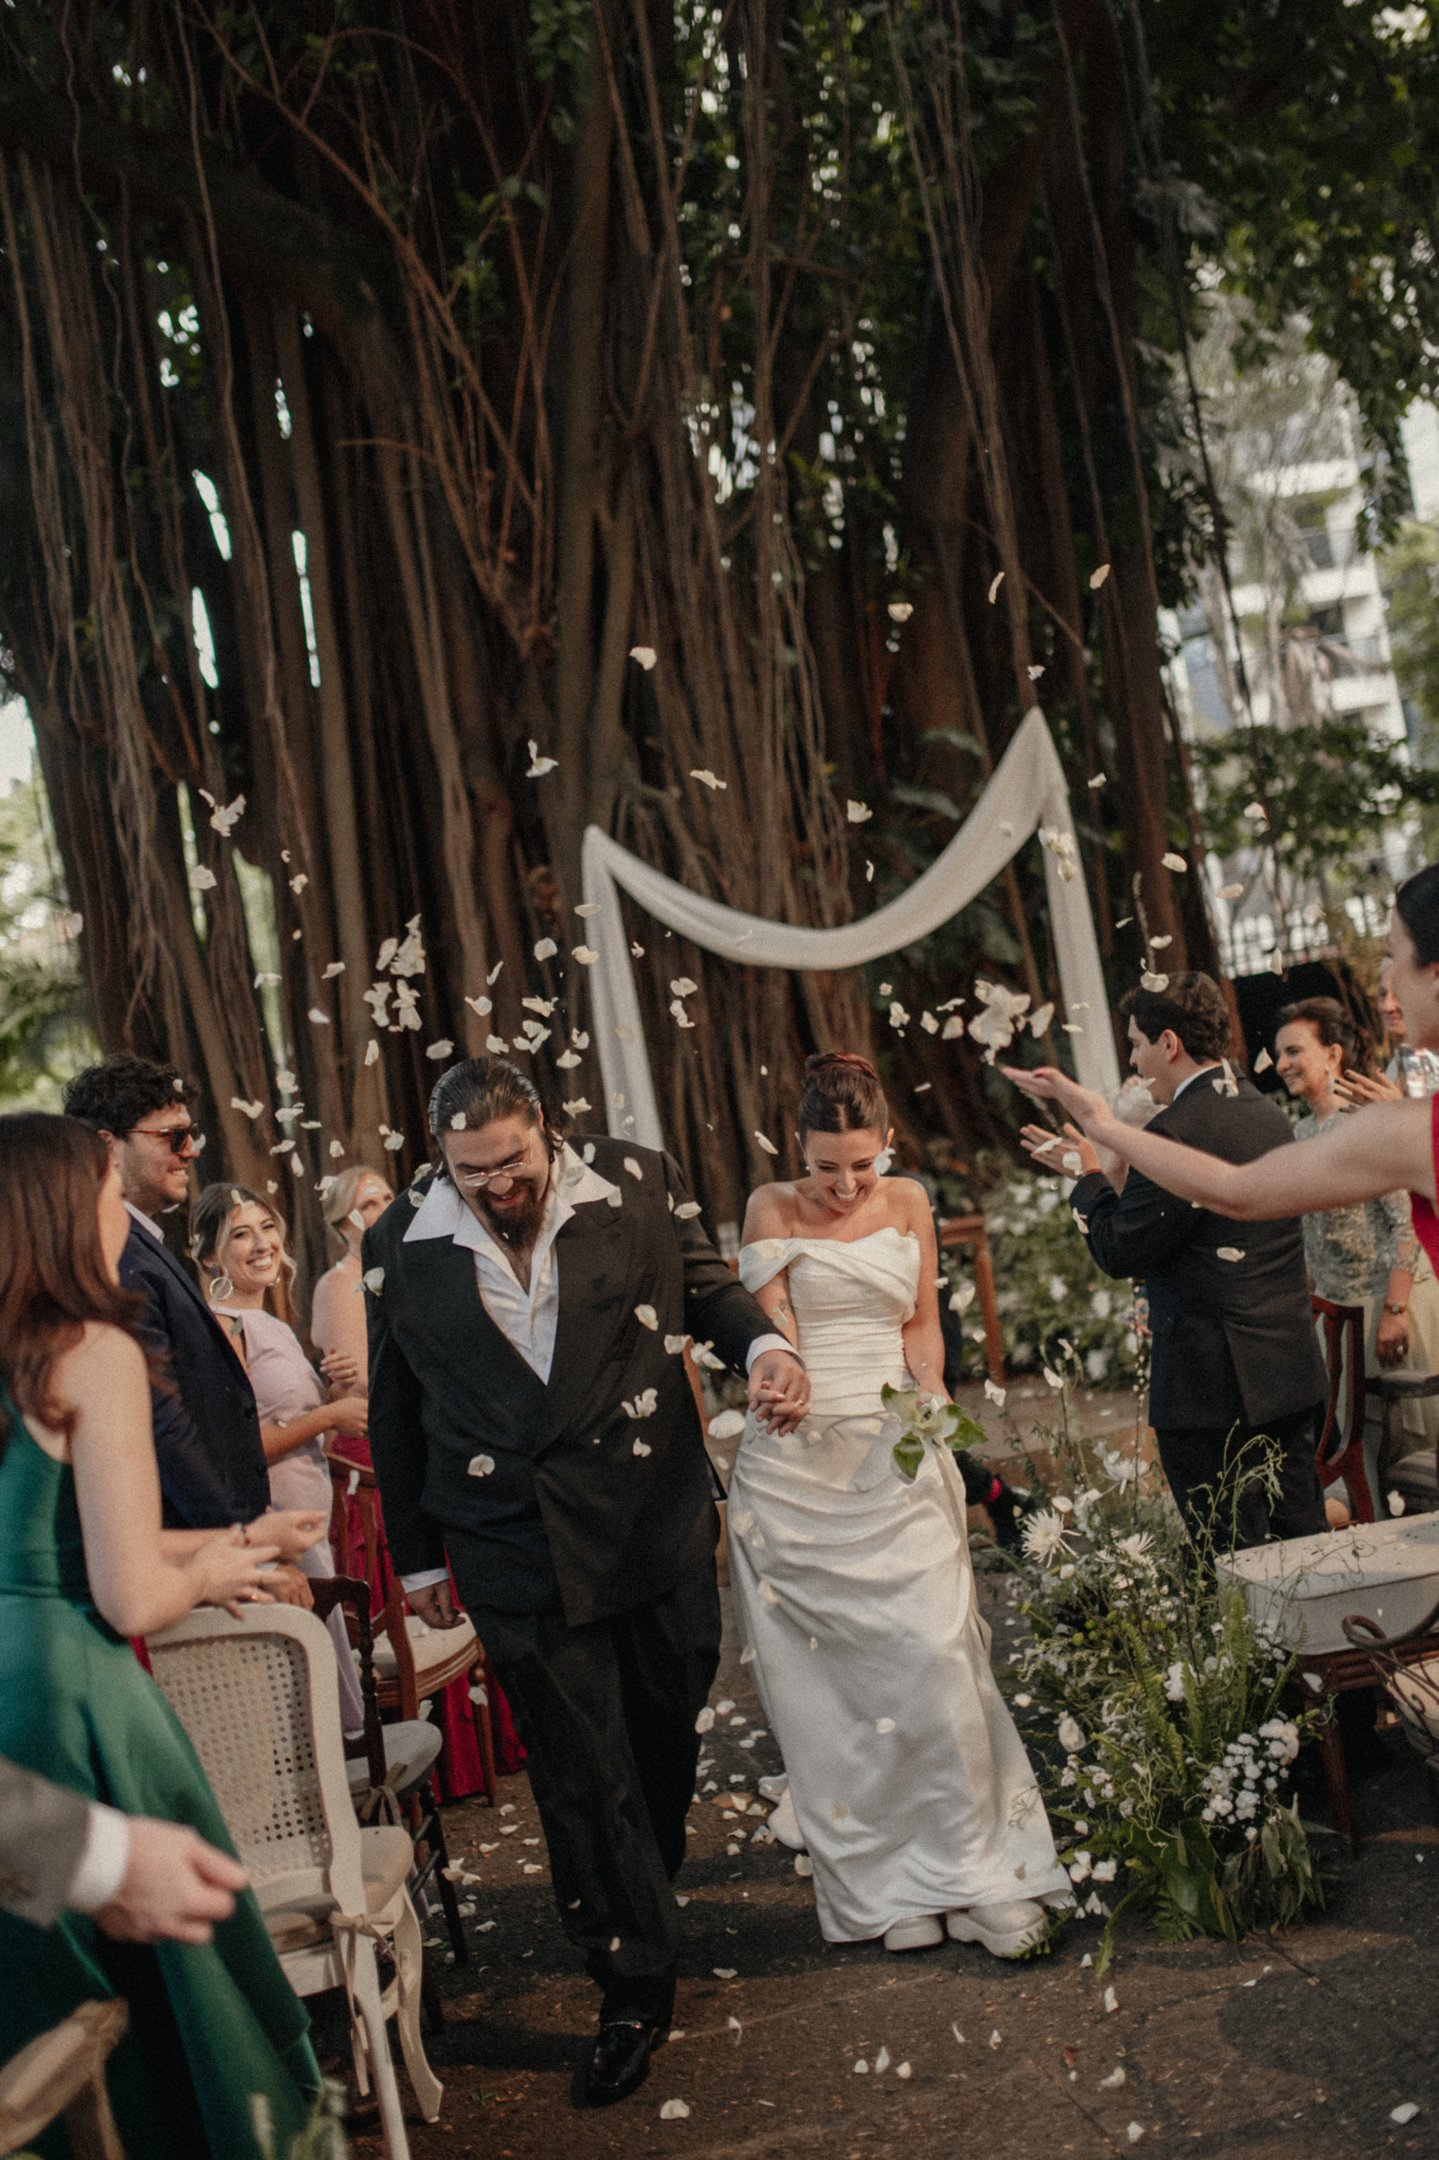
64, 1054, 195, 1137
1118, 972, 1232, 1065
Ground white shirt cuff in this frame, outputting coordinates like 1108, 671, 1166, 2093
68, 1803, 131, 1914
746, 1333, 803, 1372
399, 1568, 450, 1593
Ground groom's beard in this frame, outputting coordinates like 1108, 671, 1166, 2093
476, 1176, 549, 1249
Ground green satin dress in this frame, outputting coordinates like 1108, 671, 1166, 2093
0, 1404, 320, 2158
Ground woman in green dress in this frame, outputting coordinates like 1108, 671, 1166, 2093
0, 1110, 324, 2158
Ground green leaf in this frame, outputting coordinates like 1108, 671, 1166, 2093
892, 1434, 925, 1482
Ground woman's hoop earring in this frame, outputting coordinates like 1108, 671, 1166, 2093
206, 1272, 234, 1304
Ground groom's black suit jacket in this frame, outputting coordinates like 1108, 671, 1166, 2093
1069, 1071, 1326, 1433
364, 1138, 776, 1625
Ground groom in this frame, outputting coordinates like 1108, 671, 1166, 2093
364, 1056, 806, 2105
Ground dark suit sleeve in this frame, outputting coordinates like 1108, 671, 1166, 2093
1070, 1165, 1205, 1281
664, 1153, 779, 1374
122, 1251, 248, 1528
363, 1225, 446, 1577
0, 1758, 91, 1928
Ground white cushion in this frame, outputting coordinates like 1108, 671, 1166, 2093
374, 1613, 479, 1688
346, 1720, 443, 1807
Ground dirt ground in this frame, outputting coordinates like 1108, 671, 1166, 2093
351, 1386, 1439, 2159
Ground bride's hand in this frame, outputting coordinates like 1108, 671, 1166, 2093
748, 1349, 808, 1433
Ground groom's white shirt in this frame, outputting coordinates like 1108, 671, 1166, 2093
399, 1144, 791, 1591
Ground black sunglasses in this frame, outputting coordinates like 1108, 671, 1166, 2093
128, 1125, 203, 1156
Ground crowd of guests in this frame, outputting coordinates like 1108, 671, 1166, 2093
5, 867, 1439, 2150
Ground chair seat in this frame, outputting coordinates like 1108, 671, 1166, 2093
1388, 1451, 1439, 1500
264, 1824, 416, 1954
346, 1720, 444, 1809
1372, 1372, 1439, 1400
374, 1614, 479, 1694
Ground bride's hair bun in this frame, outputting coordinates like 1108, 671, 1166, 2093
798, 1050, 888, 1138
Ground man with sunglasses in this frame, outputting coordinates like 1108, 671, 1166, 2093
64, 1058, 312, 1589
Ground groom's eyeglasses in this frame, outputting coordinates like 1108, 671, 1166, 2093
129, 1124, 203, 1156
454, 1149, 532, 1190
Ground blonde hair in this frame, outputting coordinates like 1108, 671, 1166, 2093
190, 1183, 297, 1324
322, 1164, 392, 1249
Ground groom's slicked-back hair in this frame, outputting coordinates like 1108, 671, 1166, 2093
426, 1056, 567, 1175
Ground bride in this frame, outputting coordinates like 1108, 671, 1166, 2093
729, 1051, 1070, 1957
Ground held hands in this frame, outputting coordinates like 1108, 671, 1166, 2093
322, 1350, 365, 1394
194, 1525, 280, 1616
326, 1394, 369, 1438
407, 1580, 463, 1630
748, 1348, 809, 1434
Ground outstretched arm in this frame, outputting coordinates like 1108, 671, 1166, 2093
1005, 1065, 1438, 1219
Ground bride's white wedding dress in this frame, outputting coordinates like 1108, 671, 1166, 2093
728, 1227, 1070, 1943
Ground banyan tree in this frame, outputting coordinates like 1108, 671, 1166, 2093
2, 0, 1433, 1255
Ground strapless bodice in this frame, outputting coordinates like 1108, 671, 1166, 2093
739, 1227, 919, 1416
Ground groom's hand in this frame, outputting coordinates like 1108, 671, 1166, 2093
748, 1349, 808, 1434
408, 1582, 462, 1629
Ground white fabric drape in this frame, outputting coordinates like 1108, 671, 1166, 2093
580, 704, 1119, 1147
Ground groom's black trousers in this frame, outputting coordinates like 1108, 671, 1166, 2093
453, 1555, 722, 2025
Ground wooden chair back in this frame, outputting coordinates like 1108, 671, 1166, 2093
1312, 1296, 1375, 1522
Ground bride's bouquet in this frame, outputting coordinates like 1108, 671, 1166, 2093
879, 1384, 988, 1482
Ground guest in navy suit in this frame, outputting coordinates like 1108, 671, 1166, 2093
64, 1057, 321, 1599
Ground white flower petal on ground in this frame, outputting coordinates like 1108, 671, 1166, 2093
794, 1853, 814, 1877
984, 1378, 1007, 1407
895, 2062, 912, 2080
846, 799, 873, 823
694, 1707, 716, 1733
1162, 851, 1188, 872
1126, 2125, 1144, 2145
629, 645, 658, 670
874, 2046, 891, 2073
1390, 2104, 1420, 2125
853, 2059, 869, 2075
1090, 562, 1111, 589
1058, 1714, 1086, 1754
1099, 2066, 1127, 2089
989, 2030, 1002, 2050
875, 1717, 896, 1734
658, 2098, 690, 2120
1103, 1985, 1119, 2014
525, 740, 558, 777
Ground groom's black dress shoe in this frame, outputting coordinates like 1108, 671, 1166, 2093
572, 2018, 665, 2107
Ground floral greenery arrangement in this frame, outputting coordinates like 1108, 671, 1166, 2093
1002, 1385, 1326, 1970
879, 1382, 990, 1481
948, 1166, 1144, 1387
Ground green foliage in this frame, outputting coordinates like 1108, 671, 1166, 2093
879, 1381, 989, 1482
1380, 517, 1439, 859
0, 769, 95, 1108
1191, 714, 1439, 901
970, 1168, 1143, 1386
1008, 1414, 1327, 1968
